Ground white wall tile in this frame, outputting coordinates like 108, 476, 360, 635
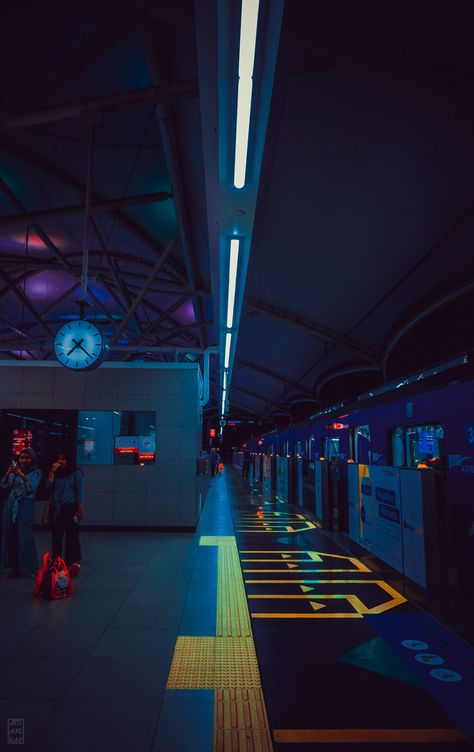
53, 369, 85, 395
179, 369, 198, 394
113, 465, 147, 493
113, 492, 147, 525
179, 493, 198, 526
145, 492, 180, 525
158, 427, 180, 459
23, 368, 54, 394
146, 459, 179, 493
178, 459, 197, 493
179, 429, 199, 460
84, 368, 117, 394
80, 465, 113, 494
179, 392, 198, 426
21, 393, 53, 409
116, 369, 150, 395
0, 367, 23, 392
83, 492, 114, 525
149, 370, 181, 395
0, 394, 23, 408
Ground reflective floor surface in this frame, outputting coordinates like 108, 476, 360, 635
0, 467, 472, 750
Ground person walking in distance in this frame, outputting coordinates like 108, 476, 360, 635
242, 448, 251, 478
210, 448, 220, 477
46, 453, 84, 577
1, 448, 42, 578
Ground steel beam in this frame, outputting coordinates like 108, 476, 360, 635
3, 139, 188, 285
109, 237, 177, 346
232, 384, 287, 410
0, 191, 172, 230
2, 8, 144, 120
237, 357, 315, 397
247, 297, 377, 362
2, 81, 198, 131
0, 268, 54, 336
0, 178, 73, 273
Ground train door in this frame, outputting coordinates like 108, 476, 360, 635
289, 441, 303, 506
323, 433, 349, 533
302, 435, 315, 511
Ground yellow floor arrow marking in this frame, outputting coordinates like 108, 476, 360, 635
246, 583, 407, 618
310, 602, 326, 611
287, 563, 298, 569
300, 586, 314, 592
282, 554, 291, 559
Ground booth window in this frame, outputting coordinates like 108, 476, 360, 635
323, 436, 340, 460
306, 434, 315, 459
77, 411, 156, 465
391, 424, 444, 468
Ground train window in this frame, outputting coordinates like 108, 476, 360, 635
392, 424, 444, 468
306, 435, 315, 459
324, 436, 340, 460
350, 425, 371, 463
283, 440, 289, 456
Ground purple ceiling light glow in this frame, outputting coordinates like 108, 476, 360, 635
10, 350, 35, 360
173, 299, 195, 325
0, 231, 68, 255
24, 270, 74, 301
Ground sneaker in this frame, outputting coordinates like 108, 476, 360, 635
69, 563, 81, 577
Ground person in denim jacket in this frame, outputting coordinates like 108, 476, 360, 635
46, 453, 84, 577
1, 448, 42, 578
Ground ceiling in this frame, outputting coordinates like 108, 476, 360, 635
1, 1, 473, 428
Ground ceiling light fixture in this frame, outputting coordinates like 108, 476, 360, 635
233, 0, 260, 189
226, 238, 240, 328
224, 332, 232, 369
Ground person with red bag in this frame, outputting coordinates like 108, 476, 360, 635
45, 453, 84, 577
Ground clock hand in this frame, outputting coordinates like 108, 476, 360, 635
77, 342, 93, 358
67, 338, 84, 356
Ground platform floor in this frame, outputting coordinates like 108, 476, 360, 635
0, 468, 473, 750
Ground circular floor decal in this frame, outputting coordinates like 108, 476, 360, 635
429, 668, 462, 682
401, 640, 429, 650
414, 653, 444, 665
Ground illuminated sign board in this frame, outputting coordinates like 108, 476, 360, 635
115, 436, 156, 461
210, 428, 216, 438
12, 428, 33, 456
325, 423, 349, 430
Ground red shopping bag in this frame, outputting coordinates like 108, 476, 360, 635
34, 552, 73, 600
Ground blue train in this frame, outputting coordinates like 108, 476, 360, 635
236, 354, 474, 617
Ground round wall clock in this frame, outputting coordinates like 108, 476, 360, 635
54, 320, 108, 371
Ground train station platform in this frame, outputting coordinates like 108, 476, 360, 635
0, 467, 473, 750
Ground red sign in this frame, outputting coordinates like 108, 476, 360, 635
12, 428, 33, 456
210, 428, 216, 438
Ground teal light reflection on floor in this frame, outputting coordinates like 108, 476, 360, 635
153, 690, 214, 752
179, 546, 217, 636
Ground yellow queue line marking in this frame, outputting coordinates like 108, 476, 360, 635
252, 613, 363, 619
273, 728, 468, 744
242, 569, 372, 573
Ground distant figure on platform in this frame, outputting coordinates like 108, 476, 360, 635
46, 454, 84, 577
242, 449, 251, 478
210, 449, 220, 477
1, 448, 42, 578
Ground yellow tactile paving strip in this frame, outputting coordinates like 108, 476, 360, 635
167, 535, 273, 751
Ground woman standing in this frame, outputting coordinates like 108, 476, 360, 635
46, 454, 84, 577
1, 448, 42, 578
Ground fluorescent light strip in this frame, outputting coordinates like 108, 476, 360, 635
221, 390, 227, 414
226, 239, 240, 328
238, 0, 260, 78
223, 371, 228, 392
224, 332, 232, 369
233, 0, 260, 189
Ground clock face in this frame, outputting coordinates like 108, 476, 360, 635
54, 320, 108, 371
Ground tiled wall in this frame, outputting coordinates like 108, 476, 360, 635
0, 362, 202, 528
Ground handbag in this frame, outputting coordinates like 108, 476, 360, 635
34, 552, 73, 600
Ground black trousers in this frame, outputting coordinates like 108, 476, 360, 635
51, 505, 82, 565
